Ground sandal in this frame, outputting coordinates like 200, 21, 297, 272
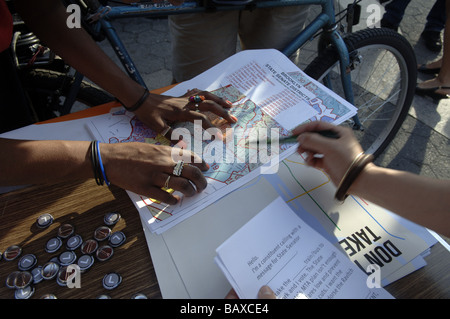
415, 85, 450, 100
417, 64, 441, 75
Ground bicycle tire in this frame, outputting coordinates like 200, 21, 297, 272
303, 28, 417, 158
20, 68, 114, 121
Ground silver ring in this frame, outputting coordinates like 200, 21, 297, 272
161, 126, 171, 137
173, 160, 184, 176
163, 175, 171, 189
194, 103, 200, 112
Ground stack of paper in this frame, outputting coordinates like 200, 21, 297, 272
215, 197, 394, 299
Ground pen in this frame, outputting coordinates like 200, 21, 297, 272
250, 130, 340, 144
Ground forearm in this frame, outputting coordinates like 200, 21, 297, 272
13, 0, 145, 107
351, 164, 450, 237
0, 139, 92, 186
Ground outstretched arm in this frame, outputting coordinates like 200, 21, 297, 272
0, 138, 209, 205
293, 121, 450, 237
13, 0, 236, 136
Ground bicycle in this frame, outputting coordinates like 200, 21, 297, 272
5, 0, 114, 125
63, 0, 417, 158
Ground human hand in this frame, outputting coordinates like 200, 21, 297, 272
292, 121, 366, 187
134, 89, 237, 143
225, 286, 276, 299
99, 142, 209, 205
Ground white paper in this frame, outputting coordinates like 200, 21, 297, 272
215, 197, 394, 299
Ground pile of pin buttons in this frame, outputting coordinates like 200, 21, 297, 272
1, 212, 145, 299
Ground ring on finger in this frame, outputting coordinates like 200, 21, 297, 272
173, 160, 184, 176
189, 95, 205, 103
161, 125, 171, 137
163, 175, 171, 189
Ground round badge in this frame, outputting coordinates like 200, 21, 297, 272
109, 231, 126, 248
104, 212, 121, 226
77, 254, 94, 272
5, 271, 20, 289
36, 213, 54, 229
18, 254, 37, 271
15, 286, 35, 299
56, 266, 70, 287
14, 271, 33, 289
102, 273, 122, 290
94, 226, 111, 242
3, 245, 22, 261
31, 266, 44, 284
41, 261, 60, 280
57, 224, 75, 239
96, 245, 114, 262
81, 239, 99, 255
59, 251, 77, 266
66, 234, 83, 251
131, 293, 148, 299
45, 237, 62, 253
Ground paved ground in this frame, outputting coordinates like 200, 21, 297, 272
96, 0, 450, 180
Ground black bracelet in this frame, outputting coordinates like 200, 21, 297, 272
90, 140, 105, 186
124, 89, 149, 112
334, 152, 374, 202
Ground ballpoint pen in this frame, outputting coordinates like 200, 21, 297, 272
249, 129, 340, 144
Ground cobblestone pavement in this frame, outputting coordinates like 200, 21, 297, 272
97, 0, 450, 179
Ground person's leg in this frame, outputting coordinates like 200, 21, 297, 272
424, 0, 446, 32
169, 11, 239, 83
239, 5, 311, 51
380, 0, 411, 30
416, 0, 450, 99
421, 0, 446, 52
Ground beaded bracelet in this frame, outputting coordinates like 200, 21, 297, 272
123, 89, 149, 112
334, 152, 374, 202
90, 140, 110, 186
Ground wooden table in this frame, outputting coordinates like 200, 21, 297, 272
0, 180, 161, 299
0, 179, 449, 299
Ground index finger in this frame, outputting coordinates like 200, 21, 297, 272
199, 91, 233, 109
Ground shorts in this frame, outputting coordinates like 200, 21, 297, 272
169, 5, 311, 82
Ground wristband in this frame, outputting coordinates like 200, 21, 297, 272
334, 152, 373, 202
124, 89, 149, 112
90, 141, 103, 186
90, 140, 110, 186
96, 141, 110, 186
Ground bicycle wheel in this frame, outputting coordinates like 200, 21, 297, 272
303, 28, 417, 158
20, 68, 114, 121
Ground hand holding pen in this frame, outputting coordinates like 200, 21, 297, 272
292, 121, 366, 188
